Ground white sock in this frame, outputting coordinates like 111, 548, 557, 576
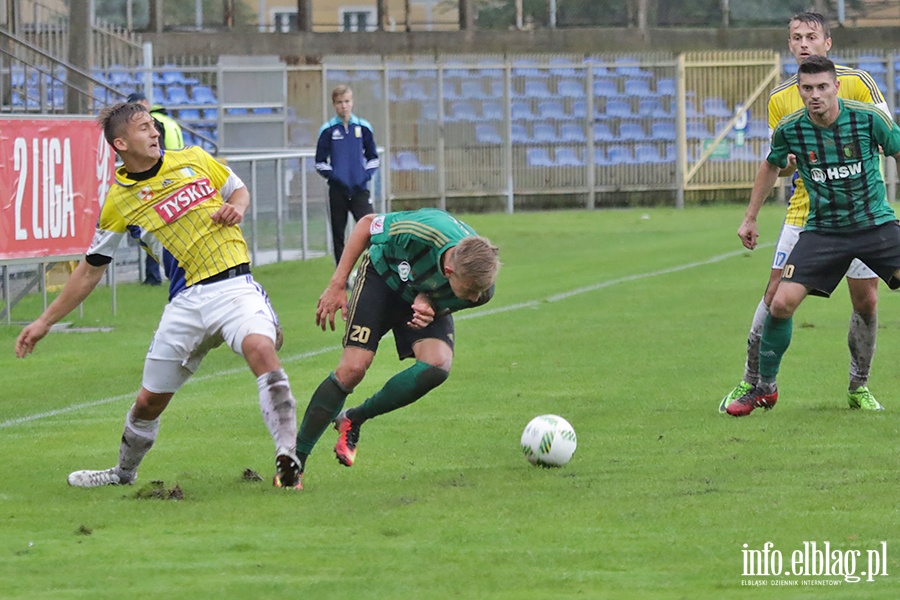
117, 405, 160, 480
743, 298, 769, 385
257, 369, 298, 455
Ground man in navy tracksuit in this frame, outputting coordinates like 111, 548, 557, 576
315, 85, 380, 265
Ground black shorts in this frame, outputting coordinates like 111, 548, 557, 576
343, 254, 455, 359
782, 221, 900, 297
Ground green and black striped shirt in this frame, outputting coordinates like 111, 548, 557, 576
769, 99, 900, 231
367, 208, 491, 313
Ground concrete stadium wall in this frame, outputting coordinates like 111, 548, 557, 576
145, 27, 900, 59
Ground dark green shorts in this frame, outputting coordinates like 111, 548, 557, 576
343, 255, 455, 360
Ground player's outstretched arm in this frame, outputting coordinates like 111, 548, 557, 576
315, 213, 376, 331
738, 159, 781, 251
15, 260, 108, 358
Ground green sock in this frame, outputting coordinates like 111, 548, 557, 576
296, 373, 350, 456
759, 314, 792, 384
348, 361, 449, 425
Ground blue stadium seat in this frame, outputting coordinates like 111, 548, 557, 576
108, 66, 135, 86
446, 101, 478, 122
593, 78, 620, 97
656, 78, 675, 96
160, 68, 187, 86
511, 123, 530, 144
557, 79, 583, 98
607, 145, 635, 164
421, 103, 439, 121
538, 101, 567, 120
746, 119, 769, 140
395, 151, 436, 171
511, 101, 536, 121
512, 59, 548, 79
635, 144, 663, 164
686, 119, 710, 140
226, 107, 248, 115
442, 81, 460, 99
571, 100, 587, 119
702, 97, 731, 117
526, 147, 555, 167
482, 102, 503, 121
459, 81, 486, 99
400, 82, 429, 101
638, 98, 669, 117
560, 123, 587, 143
476, 124, 503, 144
624, 78, 653, 97
857, 57, 886, 74
203, 108, 218, 121
618, 121, 648, 141
523, 80, 553, 99
532, 123, 557, 143
549, 57, 579, 78
593, 122, 616, 142
166, 85, 190, 106
604, 99, 632, 118
662, 144, 676, 162
178, 108, 201, 121
650, 120, 676, 141
555, 147, 584, 167
192, 85, 217, 105
614, 56, 652, 78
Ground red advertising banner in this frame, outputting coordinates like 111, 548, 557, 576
0, 118, 116, 261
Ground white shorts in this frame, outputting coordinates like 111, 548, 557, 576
142, 274, 279, 394
772, 223, 876, 279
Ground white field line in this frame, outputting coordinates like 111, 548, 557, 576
1, 246, 759, 430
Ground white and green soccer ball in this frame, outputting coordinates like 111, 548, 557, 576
521, 414, 577, 468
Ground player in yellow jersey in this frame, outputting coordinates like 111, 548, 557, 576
15, 102, 304, 489
720, 11, 890, 413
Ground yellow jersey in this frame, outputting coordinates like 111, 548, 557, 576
767, 65, 889, 227
95, 146, 250, 286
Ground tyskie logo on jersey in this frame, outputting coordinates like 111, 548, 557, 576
153, 178, 217, 223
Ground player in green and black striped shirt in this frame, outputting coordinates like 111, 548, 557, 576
295, 208, 500, 483
727, 55, 900, 416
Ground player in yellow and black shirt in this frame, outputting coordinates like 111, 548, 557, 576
719, 11, 891, 414
15, 102, 304, 490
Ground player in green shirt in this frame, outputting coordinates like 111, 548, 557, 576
726, 55, 900, 416
295, 208, 500, 485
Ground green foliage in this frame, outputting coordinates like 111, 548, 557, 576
2, 207, 899, 598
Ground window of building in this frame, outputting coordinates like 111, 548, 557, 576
339, 8, 376, 32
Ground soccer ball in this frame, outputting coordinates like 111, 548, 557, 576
521, 414, 577, 468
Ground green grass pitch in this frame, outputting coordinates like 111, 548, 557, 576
1, 206, 898, 598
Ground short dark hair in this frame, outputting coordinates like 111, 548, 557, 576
789, 11, 831, 39
797, 54, 837, 79
97, 102, 148, 146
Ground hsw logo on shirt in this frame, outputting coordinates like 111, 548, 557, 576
153, 178, 217, 223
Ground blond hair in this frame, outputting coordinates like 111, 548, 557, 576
98, 102, 148, 147
452, 236, 500, 291
332, 84, 353, 103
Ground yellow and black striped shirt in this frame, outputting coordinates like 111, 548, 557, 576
97, 147, 250, 285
